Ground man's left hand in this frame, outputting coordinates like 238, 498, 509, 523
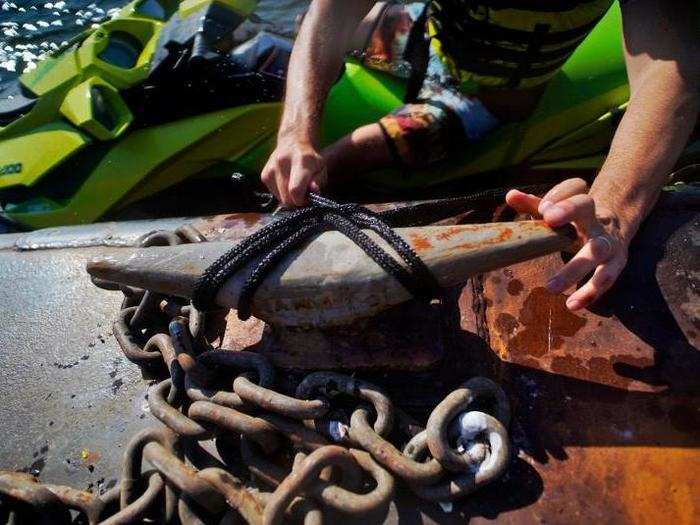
506, 178, 629, 311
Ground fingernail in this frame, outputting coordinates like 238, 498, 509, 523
546, 277, 564, 294
538, 200, 553, 214
543, 204, 566, 224
566, 296, 582, 310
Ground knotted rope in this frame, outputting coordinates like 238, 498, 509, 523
192, 194, 441, 317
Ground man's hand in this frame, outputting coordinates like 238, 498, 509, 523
506, 178, 629, 312
260, 0, 375, 207
261, 135, 327, 207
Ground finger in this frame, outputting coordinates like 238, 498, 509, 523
546, 235, 615, 294
309, 180, 321, 194
276, 161, 292, 207
505, 190, 542, 216
261, 165, 281, 203
541, 194, 603, 236
538, 178, 588, 214
289, 176, 312, 207
565, 255, 627, 311
265, 153, 292, 206
289, 160, 319, 207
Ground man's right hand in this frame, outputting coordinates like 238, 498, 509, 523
261, 135, 327, 207
259, 0, 375, 206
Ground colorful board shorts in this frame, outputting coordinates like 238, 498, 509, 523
352, 2, 501, 169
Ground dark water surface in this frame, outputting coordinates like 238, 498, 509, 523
0, 0, 308, 91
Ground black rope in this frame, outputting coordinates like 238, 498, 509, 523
192, 184, 552, 317
377, 184, 551, 226
192, 194, 442, 318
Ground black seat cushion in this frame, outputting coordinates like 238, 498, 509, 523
0, 81, 37, 127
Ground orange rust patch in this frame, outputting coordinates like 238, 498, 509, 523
499, 227, 513, 241
548, 354, 624, 378
435, 226, 466, 241
453, 242, 478, 251
581, 446, 700, 525
222, 312, 265, 350
408, 233, 433, 251
181, 262, 199, 274
450, 226, 514, 252
507, 287, 587, 358
480, 254, 666, 391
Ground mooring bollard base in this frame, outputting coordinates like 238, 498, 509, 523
256, 299, 446, 372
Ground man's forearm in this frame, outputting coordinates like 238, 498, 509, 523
591, 61, 699, 241
279, 0, 375, 146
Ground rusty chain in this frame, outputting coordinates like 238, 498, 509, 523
0, 227, 513, 523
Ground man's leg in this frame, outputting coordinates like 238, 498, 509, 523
322, 97, 470, 179
320, 1, 501, 186
323, 123, 393, 180
323, 94, 498, 182
321, 1, 433, 181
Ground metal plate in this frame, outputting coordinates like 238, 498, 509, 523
0, 187, 698, 522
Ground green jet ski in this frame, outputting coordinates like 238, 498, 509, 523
0, 0, 660, 229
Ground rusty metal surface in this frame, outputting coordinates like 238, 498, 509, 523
453, 186, 700, 523
469, 189, 699, 392
86, 221, 574, 327
247, 301, 447, 371
0, 186, 698, 523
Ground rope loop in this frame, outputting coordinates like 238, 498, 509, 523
192, 194, 442, 317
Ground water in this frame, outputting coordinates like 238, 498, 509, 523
0, 0, 309, 91
0, 1, 124, 89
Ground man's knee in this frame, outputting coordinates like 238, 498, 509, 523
378, 102, 465, 169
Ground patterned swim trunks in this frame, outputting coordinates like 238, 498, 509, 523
353, 2, 501, 169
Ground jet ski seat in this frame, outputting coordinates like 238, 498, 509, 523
0, 81, 37, 127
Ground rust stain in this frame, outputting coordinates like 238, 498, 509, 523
495, 312, 519, 335
221, 312, 265, 350
549, 354, 585, 375
548, 354, 636, 379
482, 257, 663, 390
507, 287, 587, 358
450, 226, 514, 253
181, 262, 199, 274
478, 195, 699, 393
222, 212, 265, 228
193, 212, 272, 242
592, 447, 699, 525
408, 233, 433, 252
499, 227, 513, 241
435, 226, 466, 241
452, 241, 478, 251
507, 279, 524, 296
531, 445, 700, 525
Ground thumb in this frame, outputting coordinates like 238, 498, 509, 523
309, 180, 321, 194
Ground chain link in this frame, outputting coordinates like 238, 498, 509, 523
0, 226, 513, 523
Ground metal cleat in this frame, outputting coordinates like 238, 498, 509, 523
87, 221, 575, 328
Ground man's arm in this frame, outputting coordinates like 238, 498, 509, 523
261, 0, 376, 206
591, 0, 699, 241
507, 0, 699, 311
